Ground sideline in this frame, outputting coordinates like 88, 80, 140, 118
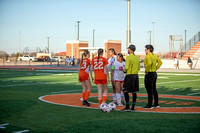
39, 93, 200, 114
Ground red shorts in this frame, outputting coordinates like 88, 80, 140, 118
95, 79, 107, 85
79, 74, 89, 82
115, 80, 124, 83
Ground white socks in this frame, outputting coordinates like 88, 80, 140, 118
112, 93, 117, 102
116, 93, 121, 104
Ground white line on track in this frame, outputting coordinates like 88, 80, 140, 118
13, 130, 29, 133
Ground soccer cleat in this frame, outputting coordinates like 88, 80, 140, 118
82, 100, 86, 105
153, 104, 160, 108
121, 107, 130, 112
143, 105, 153, 109
85, 100, 90, 106
130, 105, 135, 112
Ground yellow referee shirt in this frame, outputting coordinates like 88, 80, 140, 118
124, 53, 140, 74
144, 52, 162, 72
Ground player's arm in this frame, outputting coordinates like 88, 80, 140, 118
78, 62, 81, 82
124, 56, 129, 73
111, 64, 115, 83
90, 61, 94, 83
105, 65, 110, 83
156, 56, 162, 70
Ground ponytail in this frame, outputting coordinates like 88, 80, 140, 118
118, 53, 125, 62
81, 50, 89, 65
97, 48, 103, 63
109, 48, 116, 55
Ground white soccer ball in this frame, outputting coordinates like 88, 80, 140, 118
106, 105, 112, 113
100, 102, 107, 112
108, 102, 116, 110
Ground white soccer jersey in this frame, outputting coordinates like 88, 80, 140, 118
112, 61, 125, 81
174, 58, 178, 64
107, 55, 117, 69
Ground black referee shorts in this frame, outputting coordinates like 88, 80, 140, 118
123, 74, 139, 93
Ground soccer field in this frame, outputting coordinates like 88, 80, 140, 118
0, 69, 200, 133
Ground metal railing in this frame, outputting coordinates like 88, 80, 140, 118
182, 32, 200, 52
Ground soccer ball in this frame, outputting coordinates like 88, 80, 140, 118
108, 102, 116, 110
106, 105, 112, 113
99, 102, 107, 112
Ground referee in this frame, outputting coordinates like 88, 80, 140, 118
122, 44, 140, 112
144, 45, 162, 109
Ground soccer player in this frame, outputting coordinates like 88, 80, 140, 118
90, 48, 110, 105
111, 53, 125, 106
108, 48, 117, 103
78, 50, 92, 106
144, 45, 162, 109
122, 45, 140, 112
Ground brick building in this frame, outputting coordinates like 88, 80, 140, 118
66, 40, 121, 59
66, 40, 88, 58
104, 40, 121, 59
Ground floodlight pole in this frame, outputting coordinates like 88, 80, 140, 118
77, 21, 81, 40
126, 0, 131, 48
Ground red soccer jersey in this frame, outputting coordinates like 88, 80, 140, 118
92, 56, 108, 80
79, 58, 90, 77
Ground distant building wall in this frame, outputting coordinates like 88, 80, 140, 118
66, 40, 88, 59
104, 40, 121, 59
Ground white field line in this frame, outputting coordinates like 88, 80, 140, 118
156, 79, 200, 85
38, 94, 200, 114
13, 130, 29, 133
174, 88, 181, 90
0, 123, 9, 129
1, 79, 199, 89
139, 76, 168, 79
157, 73, 200, 76
187, 92, 200, 96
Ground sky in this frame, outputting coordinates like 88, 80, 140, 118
0, 0, 200, 54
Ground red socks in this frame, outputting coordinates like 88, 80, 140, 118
82, 91, 91, 101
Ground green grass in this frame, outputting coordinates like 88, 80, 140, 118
0, 69, 200, 133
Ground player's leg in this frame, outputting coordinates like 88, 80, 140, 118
144, 73, 153, 109
81, 81, 87, 105
115, 81, 122, 106
122, 91, 130, 111
112, 81, 117, 103
120, 81, 125, 104
84, 79, 92, 106
152, 73, 159, 108
102, 82, 108, 103
96, 84, 102, 105
121, 76, 130, 111
131, 92, 137, 111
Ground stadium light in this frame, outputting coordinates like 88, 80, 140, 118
124, 0, 131, 48
77, 21, 81, 40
